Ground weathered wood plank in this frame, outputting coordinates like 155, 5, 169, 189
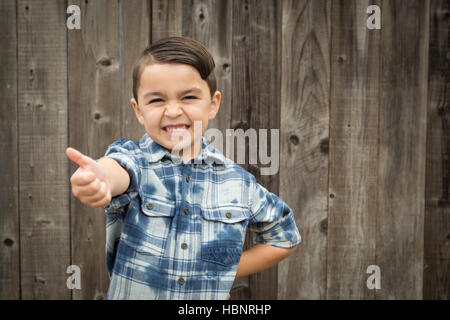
326, 0, 380, 299
152, 0, 182, 42
121, 0, 151, 141
182, 0, 232, 145
232, 0, 281, 300
0, 0, 20, 300
17, 0, 70, 299
424, 0, 450, 300
69, 0, 120, 299
278, 0, 331, 300
376, 0, 429, 299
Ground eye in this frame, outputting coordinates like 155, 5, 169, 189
183, 96, 197, 100
149, 98, 163, 104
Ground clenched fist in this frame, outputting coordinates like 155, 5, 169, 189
66, 147, 112, 208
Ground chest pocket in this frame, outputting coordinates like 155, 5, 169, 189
122, 195, 175, 257
200, 206, 249, 267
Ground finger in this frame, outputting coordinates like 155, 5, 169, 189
70, 169, 96, 187
89, 188, 112, 208
66, 147, 97, 169
90, 197, 111, 208
80, 180, 107, 202
73, 178, 102, 197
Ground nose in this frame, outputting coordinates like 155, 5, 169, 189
164, 101, 183, 117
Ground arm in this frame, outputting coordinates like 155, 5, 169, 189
97, 157, 130, 198
235, 244, 298, 278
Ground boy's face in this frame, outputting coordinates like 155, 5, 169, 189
131, 62, 221, 161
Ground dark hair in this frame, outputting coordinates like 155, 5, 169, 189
132, 36, 217, 102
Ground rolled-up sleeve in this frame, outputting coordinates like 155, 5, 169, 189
248, 178, 301, 248
102, 138, 141, 214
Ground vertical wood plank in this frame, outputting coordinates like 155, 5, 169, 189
377, 0, 429, 299
151, 0, 182, 42
182, 0, 232, 144
424, 0, 450, 300
121, 0, 151, 141
278, 0, 331, 299
69, 0, 120, 299
0, 0, 20, 300
326, 0, 380, 299
17, 0, 70, 299
232, 0, 281, 300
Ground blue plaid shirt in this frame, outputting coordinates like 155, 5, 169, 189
103, 133, 301, 299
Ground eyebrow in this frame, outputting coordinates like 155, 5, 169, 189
142, 88, 202, 100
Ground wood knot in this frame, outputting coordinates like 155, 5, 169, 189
319, 218, 328, 234
222, 63, 230, 72
97, 57, 112, 67
289, 134, 299, 145
232, 120, 249, 131
34, 276, 46, 284
337, 55, 346, 63
320, 138, 329, 154
4, 238, 14, 247
93, 112, 101, 120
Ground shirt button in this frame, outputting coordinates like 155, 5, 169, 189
184, 208, 189, 215
181, 243, 188, 249
226, 212, 232, 219
186, 176, 190, 182
146, 203, 153, 210
178, 277, 185, 285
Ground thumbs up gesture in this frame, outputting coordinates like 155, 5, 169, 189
66, 147, 112, 208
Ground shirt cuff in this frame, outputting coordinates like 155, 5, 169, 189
253, 212, 301, 248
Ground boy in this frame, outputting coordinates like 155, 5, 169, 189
66, 37, 301, 300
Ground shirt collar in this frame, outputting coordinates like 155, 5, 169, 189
139, 133, 226, 166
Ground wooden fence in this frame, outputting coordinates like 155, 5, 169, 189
0, 0, 448, 300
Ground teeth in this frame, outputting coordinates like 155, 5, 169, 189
166, 126, 188, 132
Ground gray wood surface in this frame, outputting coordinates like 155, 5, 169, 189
121, 0, 150, 141
326, 0, 380, 299
0, 0, 20, 300
278, 0, 331, 300
152, 0, 182, 42
376, 0, 429, 299
424, 0, 450, 300
17, 0, 70, 299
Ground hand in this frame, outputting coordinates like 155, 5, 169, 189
66, 147, 112, 208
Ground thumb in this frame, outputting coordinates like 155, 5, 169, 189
66, 147, 97, 168
66, 147, 106, 181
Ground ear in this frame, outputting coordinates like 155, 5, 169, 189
131, 98, 145, 125
208, 91, 221, 121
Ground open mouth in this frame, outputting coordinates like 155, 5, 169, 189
162, 124, 191, 136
